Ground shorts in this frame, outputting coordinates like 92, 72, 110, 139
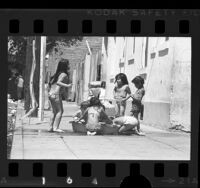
48, 93, 60, 101
130, 103, 141, 119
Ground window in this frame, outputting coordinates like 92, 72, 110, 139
104, 37, 108, 55
96, 64, 101, 81
81, 63, 84, 80
133, 37, 135, 54
128, 59, 134, 65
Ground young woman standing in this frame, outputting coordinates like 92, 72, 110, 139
48, 59, 72, 133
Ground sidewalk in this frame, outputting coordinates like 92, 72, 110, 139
10, 101, 190, 160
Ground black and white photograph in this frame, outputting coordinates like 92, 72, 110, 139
7, 36, 191, 160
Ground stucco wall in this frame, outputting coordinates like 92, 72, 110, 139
169, 38, 191, 131
101, 37, 191, 130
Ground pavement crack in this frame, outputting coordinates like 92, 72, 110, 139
146, 136, 184, 152
60, 136, 79, 159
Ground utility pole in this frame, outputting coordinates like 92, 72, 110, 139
38, 36, 47, 121
24, 37, 33, 113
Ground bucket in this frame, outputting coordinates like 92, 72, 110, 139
72, 122, 87, 133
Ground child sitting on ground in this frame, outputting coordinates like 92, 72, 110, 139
73, 101, 90, 124
113, 116, 145, 136
78, 97, 113, 136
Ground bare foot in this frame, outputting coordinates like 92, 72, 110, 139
87, 131, 96, 136
135, 130, 146, 136
54, 128, 64, 133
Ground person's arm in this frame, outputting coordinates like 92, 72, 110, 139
77, 108, 88, 122
122, 85, 132, 101
73, 110, 81, 119
57, 73, 72, 88
113, 87, 117, 99
100, 109, 113, 124
123, 95, 131, 101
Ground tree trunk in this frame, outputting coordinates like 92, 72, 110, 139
21, 39, 39, 119
24, 37, 33, 113
32, 37, 41, 117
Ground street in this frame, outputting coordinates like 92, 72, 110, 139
10, 102, 190, 160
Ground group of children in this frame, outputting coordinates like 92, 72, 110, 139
73, 73, 145, 136
47, 58, 145, 135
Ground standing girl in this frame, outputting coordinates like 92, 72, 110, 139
125, 76, 145, 135
48, 59, 72, 133
113, 73, 131, 117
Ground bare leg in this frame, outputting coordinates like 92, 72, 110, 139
115, 101, 120, 118
48, 98, 57, 131
132, 112, 145, 136
54, 96, 64, 132
120, 102, 126, 116
54, 113, 63, 129
118, 124, 136, 133
137, 122, 140, 132
133, 112, 140, 132
49, 112, 56, 130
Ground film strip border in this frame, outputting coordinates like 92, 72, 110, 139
0, 9, 199, 187
0, 9, 198, 36
1, 161, 197, 187
8, 19, 190, 34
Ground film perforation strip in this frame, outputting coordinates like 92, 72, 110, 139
57, 163, 68, 177
130, 163, 140, 176
7, 162, 190, 178
9, 19, 191, 34
81, 163, 92, 177
106, 20, 117, 34
8, 163, 18, 177
131, 20, 141, 34
105, 163, 116, 177
178, 163, 189, 178
58, 20, 68, 34
9, 19, 19, 34
154, 163, 164, 177
155, 20, 165, 34
179, 20, 190, 34
33, 20, 44, 34
82, 20, 93, 34
33, 163, 43, 177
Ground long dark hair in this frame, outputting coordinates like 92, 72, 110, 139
132, 76, 144, 87
49, 59, 69, 86
89, 96, 105, 110
114, 73, 129, 85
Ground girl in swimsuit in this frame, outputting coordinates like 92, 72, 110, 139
48, 59, 72, 133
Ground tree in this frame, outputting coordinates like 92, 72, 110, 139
8, 36, 83, 73
10, 36, 83, 118
46, 36, 83, 54
8, 36, 27, 77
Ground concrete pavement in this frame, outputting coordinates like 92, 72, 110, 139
10, 101, 190, 160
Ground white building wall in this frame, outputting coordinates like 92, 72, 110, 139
143, 37, 175, 128
169, 37, 191, 131
104, 37, 119, 100
82, 54, 91, 101
101, 37, 191, 130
